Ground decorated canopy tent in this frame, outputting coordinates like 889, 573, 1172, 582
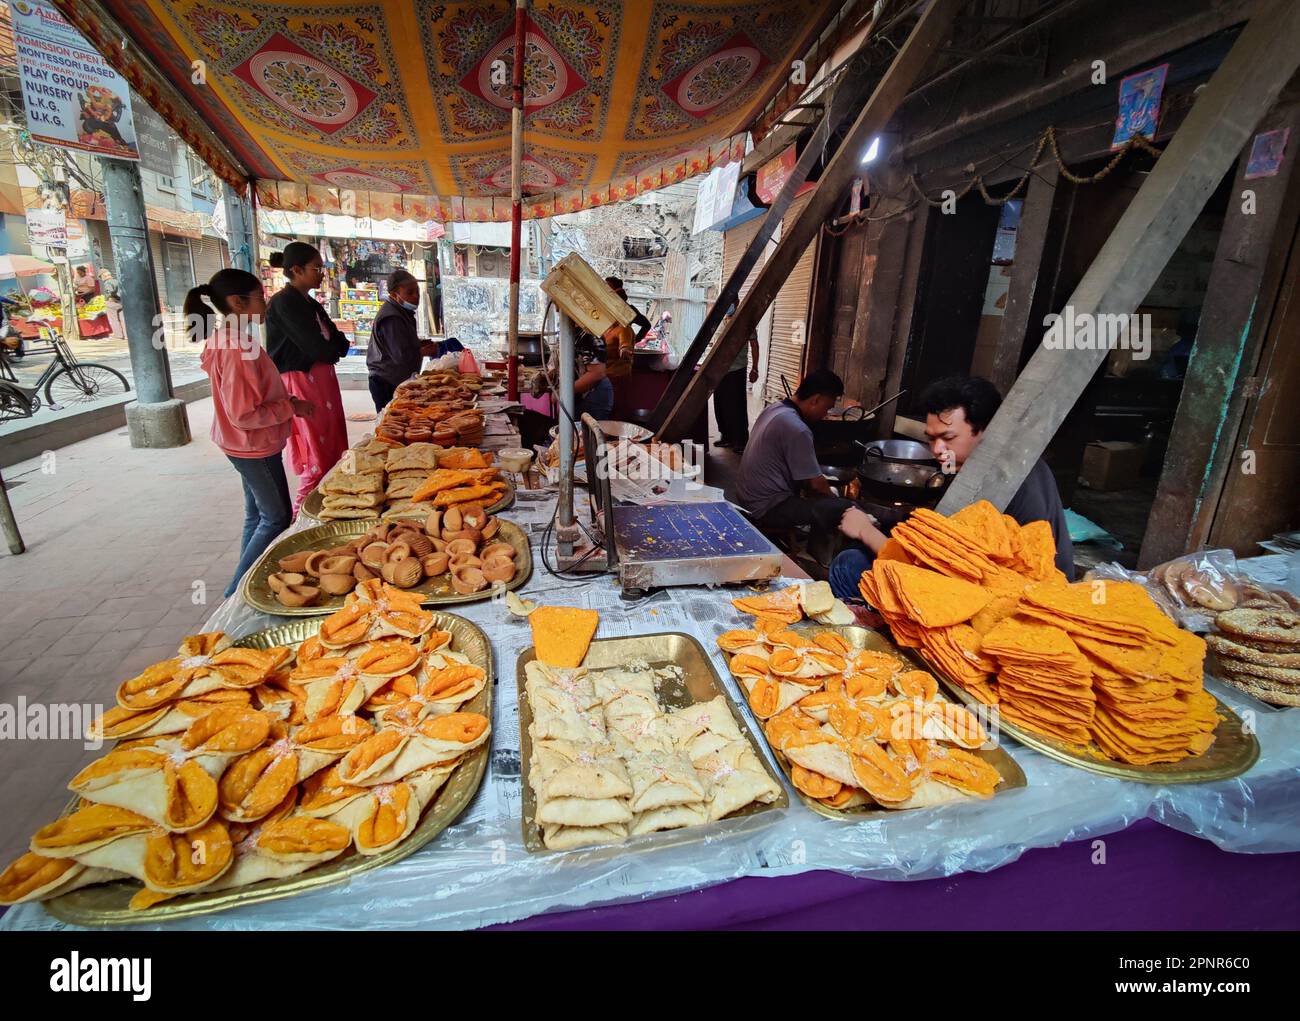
53, 0, 840, 221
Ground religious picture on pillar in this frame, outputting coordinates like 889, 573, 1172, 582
1244, 128, 1290, 180
1111, 64, 1167, 150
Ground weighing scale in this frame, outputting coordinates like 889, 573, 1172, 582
607, 501, 783, 593
578, 412, 782, 595
540, 263, 783, 594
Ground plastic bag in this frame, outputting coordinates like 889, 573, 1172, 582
1087, 549, 1298, 633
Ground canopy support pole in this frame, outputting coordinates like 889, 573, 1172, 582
557, 311, 577, 556
101, 158, 190, 449
507, 0, 527, 400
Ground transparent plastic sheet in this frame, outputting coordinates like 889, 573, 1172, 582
4, 518, 1299, 930
1089, 549, 1299, 633
1150, 678, 1300, 853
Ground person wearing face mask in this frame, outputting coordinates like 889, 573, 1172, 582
188, 269, 315, 597
366, 268, 438, 412
264, 241, 351, 511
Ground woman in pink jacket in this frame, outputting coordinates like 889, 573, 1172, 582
187, 269, 315, 598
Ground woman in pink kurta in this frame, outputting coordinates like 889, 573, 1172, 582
263, 242, 351, 510
188, 269, 315, 597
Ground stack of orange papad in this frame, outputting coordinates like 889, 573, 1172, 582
857, 501, 1218, 765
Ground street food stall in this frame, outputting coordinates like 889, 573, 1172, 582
2, 0, 1298, 934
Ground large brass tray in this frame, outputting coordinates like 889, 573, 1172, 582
241, 517, 533, 616
44, 612, 492, 926
300, 477, 515, 522
517, 632, 789, 854
724, 625, 1027, 821
926, 650, 1260, 785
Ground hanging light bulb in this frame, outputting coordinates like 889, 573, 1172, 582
861, 136, 881, 164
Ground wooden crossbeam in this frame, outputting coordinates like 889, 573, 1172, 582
937, 0, 1300, 515
655, 0, 962, 441
646, 31, 883, 432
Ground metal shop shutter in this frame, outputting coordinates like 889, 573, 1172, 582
190, 236, 227, 284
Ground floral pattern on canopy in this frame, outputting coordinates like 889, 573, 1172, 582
53, 0, 834, 220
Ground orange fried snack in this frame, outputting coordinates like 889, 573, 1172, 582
529, 606, 600, 668
731, 587, 803, 625
439, 448, 493, 469
875, 561, 992, 628
432, 483, 503, 506
409, 469, 480, 503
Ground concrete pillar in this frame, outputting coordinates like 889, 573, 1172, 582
101, 158, 190, 448
222, 184, 255, 272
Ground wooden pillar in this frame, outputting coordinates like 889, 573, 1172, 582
876, 203, 929, 438
853, 212, 911, 407
987, 159, 1059, 395
1139, 98, 1300, 566
937, 0, 1300, 515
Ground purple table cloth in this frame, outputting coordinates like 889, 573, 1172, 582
493, 819, 1300, 930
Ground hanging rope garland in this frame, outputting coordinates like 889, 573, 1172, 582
823, 123, 1166, 237
907, 124, 1165, 208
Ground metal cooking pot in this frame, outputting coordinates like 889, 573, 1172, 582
857, 441, 949, 504
860, 439, 935, 463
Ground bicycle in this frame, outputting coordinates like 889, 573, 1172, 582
0, 322, 129, 422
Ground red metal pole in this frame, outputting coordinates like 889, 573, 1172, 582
506, 0, 527, 401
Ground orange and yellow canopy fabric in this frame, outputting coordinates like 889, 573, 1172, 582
54, 0, 834, 221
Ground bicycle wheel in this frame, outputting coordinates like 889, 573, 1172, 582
45, 363, 130, 406
0, 382, 37, 422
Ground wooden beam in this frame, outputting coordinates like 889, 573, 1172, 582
656, 0, 962, 441
876, 203, 929, 438
1140, 98, 1300, 566
646, 45, 882, 432
936, 0, 1300, 516
987, 159, 1059, 394
897, 0, 1259, 164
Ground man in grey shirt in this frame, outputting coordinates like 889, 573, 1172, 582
735, 369, 854, 533
829, 375, 1076, 599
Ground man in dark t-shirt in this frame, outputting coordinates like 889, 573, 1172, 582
828, 376, 1075, 600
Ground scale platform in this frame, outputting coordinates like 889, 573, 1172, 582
609, 501, 783, 593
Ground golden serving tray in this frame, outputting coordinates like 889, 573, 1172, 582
300, 477, 515, 522
926, 649, 1260, 785
517, 632, 789, 854
241, 517, 533, 616
44, 613, 492, 926
723, 625, 1027, 821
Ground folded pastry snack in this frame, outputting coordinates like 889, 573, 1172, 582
692, 741, 783, 820
524, 656, 778, 852
3, 619, 492, 911
322, 471, 384, 496
666, 695, 745, 762
69, 707, 272, 830
0, 854, 125, 904
321, 491, 384, 509
386, 443, 441, 472
718, 620, 1005, 812
529, 739, 633, 802
338, 711, 490, 786
541, 822, 628, 851
319, 504, 382, 521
